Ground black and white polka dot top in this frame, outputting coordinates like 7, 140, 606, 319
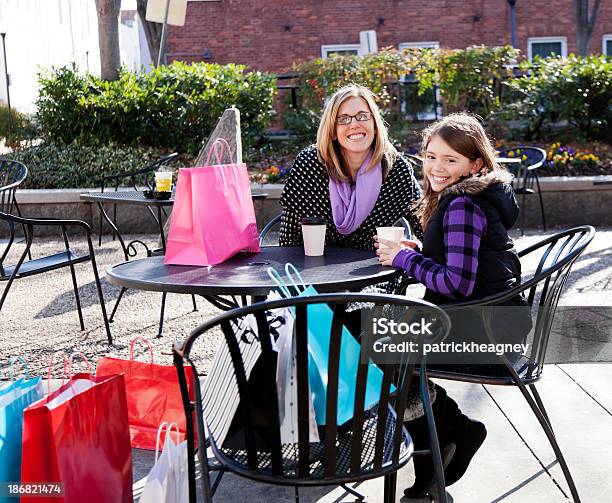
279, 146, 423, 251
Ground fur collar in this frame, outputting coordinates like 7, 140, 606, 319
438, 169, 514, 199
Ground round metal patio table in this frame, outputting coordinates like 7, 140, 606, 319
106, 246, 401, 300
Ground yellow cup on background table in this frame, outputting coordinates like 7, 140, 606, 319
155, 171, 173, 192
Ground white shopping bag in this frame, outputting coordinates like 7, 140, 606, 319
139, 423, 189, 503
273, 289, 319, 444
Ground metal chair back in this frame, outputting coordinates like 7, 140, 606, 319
0, 159, 27, 214
174, 292, 451, 502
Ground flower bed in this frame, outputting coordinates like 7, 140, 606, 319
247, 140, 611, 184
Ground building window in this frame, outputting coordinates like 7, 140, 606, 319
321, 44, 361, 58
398, 41, 440, 51
528, 37, 567, 61
604, 35, 612, 57
398, 42, 440, 121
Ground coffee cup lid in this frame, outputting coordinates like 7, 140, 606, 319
301, 217, 326, 225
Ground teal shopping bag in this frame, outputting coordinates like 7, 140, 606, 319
269, 265, 392, 426
0, 357, 44, 491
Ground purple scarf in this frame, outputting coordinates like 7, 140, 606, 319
329, 152, 383, 235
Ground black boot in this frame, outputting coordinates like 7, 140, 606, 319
404, 385, 458, 498
444, 419, 487, 486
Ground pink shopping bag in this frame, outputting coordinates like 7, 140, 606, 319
164, 138, 260, 266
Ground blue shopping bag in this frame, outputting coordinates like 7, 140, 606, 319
269, 264, 392, 426
0, 357, 44, 490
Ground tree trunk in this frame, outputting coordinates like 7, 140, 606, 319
95, 0, 121, 81
137, 0, 162, 66
574, 0, 602, 56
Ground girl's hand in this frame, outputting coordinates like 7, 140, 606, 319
375, 237, 404, 266
401, 239, 422, 250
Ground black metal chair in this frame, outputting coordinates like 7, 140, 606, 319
398, 225, 595, 502
403, 153, 423, 179
97, 152, 179, 246
174, 292, 452, 503
0, 160, 112, 344
498, 147, 547, 234
259, 214, 414, 247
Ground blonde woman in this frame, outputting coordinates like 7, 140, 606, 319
279, 84, 422, 249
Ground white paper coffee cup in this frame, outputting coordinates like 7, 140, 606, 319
377, 226, 405, 249
301, 217, 326, 256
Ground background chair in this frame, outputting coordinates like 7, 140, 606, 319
403, 153, 423, 180
498, 147, 547, 234
0, 160, 112, 344
173, 292, 452, 503
97, 152, 178, 246
398, 225, 595, 502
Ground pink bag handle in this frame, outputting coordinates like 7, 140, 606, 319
204, 138, 234, 166
154, 422, 180, 464
130, 336, 154, 364
47, 351, 69, 395
68, 351, 91, 376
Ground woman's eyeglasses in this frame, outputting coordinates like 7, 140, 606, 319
335, 112, 373, 125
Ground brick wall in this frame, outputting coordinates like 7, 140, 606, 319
167, 0, 612, 71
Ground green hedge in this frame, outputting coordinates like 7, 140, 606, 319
35, 62, 277, 155
6, 141, 174, 189
494, 54, 612, 141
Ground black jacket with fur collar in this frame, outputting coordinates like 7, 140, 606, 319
422, 170, 524, 304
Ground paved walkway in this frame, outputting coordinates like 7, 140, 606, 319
2, 227, 611, 502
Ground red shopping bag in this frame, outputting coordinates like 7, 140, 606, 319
96, 337, 196, 450
21, 373, 133, 503
164, 138, 260, 266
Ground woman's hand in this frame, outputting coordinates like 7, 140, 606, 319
374, 235, 404, 266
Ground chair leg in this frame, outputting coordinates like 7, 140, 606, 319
420, 364, 448, 503
68, 263, 85, 331
341, 483, 366, 501
383, 473, 397, 503
520, 190, 527, 236
534, 174, 547, 231
504, 362, 580, 502
0, 245, 30, 311
158, 292, 167, 338
88, 247, 113, 345
191, 294, 198, 312
109, 287, 127, 322
529, 383, 553, 433
294, 486, 299, 503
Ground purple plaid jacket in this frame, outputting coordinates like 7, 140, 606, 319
392, 196, 487, 300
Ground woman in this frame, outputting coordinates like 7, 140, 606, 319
279, 84, 422, 249
279, 85, 486, 499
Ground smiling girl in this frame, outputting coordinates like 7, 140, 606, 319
376, 113, 534, 497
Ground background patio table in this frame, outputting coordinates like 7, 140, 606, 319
81, 191, 268, 259
106, 246, 401, 302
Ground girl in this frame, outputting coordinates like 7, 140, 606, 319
377, 113, 530, 498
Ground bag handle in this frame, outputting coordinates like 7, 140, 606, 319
267, 267, 292, 298
155, 422, 181, 465
284, 263, 308, 295
204, 138, 234, 166
130, 337, 154, 365
47, 351, 69, 395
68, 351, 91, 376
7, 355, 30, 381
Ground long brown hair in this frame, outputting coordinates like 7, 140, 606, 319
317, 84, 397, 182
415, 113, 503, 229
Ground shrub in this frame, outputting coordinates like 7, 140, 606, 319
284, 46, 520, 140
6, 140, 175, 189
0, 104, 38, 146
35, 62, 277, 155
495, 55, 612, 141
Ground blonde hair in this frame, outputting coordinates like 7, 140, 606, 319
415, 113, 504, 229
316, 84, 397, 182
